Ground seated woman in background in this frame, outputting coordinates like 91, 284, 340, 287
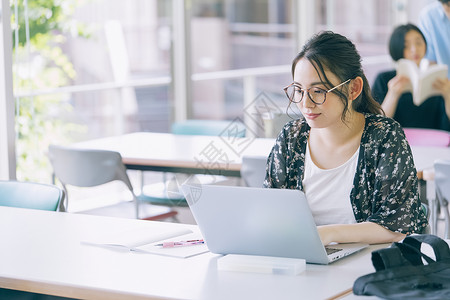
372, 23, 450, 131
264, 31, 428, 246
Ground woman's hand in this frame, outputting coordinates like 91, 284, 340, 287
433, 77, 450, 102
382, 75, 411, 117
317, 225, 336, 246
433, 77, 450, 95
387, 75, 411, 97
434, 77, 450, 119
317, 222, 406, 246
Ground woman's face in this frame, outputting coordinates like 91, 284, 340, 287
293, 58, 347, 129
403, 30, 426, 66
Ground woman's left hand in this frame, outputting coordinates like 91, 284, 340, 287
316, 222, 406, 246
433, 77, 450, 98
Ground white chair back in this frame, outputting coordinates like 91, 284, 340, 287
435, 159, 450, 239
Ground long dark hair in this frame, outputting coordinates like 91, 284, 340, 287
291, 31, 383, 121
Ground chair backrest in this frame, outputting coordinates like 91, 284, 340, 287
48, 145, 136, 212
172, 119, 246, 137
420, 203, 431, 234
435, 159, 450, 201
435, 159, 450, 205
240, 156, 268, 188
0, 180, 63, 211
48, 144, 133, 190
434, 159, 450, 238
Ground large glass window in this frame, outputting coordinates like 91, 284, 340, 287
188, 0, 434, 123
6, 0, 434, 182
12, 0, 173, 181
189, 0, 295, 120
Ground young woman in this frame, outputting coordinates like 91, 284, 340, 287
264, 31, 428, 246
372, 24, 450, 130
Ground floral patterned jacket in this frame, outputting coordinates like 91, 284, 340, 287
263, 113, 428, 234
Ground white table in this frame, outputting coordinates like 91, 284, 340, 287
411, 146, 450, 179
74, 132, 275, 177
0, 206, 386, 300
74, 132, 449, 177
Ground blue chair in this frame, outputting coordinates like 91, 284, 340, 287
0, 181, 66, 298
0, 180, 64, 211
171, 119, 246, 137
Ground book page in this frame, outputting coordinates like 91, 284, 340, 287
82, 225, 193, 250
396, 59, 416, 94
416, 65, 448, 105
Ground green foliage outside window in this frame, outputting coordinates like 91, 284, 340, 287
12, 0, 89, 182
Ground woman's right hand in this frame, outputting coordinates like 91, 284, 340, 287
387, 75, 411, 97
381, 75, 411, 117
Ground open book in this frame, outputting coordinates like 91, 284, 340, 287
81, 225, 209, 258
396, 58, 448, 106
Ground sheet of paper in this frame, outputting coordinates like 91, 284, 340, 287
82, 225, 193, 250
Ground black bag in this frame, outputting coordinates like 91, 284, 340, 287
353, 234, 450, 299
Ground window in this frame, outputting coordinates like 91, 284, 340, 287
1, 0, 434, 181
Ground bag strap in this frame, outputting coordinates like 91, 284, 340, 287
402, 234, 450, 262
371, 246, 411, 271
371, 234, 450, 271
394, 241, 435, 265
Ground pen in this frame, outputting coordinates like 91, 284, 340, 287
155, 239, 205, 248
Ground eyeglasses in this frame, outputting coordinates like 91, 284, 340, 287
283, 79, 351, 105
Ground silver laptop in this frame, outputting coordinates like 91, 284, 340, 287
181, 184, 368, 264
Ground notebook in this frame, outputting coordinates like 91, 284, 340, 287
181, 184, 368, 264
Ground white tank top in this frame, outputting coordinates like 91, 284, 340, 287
302, 142, 359, 226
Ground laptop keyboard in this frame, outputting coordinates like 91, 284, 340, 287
326, 247, 342, 255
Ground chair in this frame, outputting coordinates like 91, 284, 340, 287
435, 159, 450, 239
240, 155, 268, 187
420, 202, 431, 234
0, 182, 67, 300
0, 180, 64, 211
171, 119, 246, 137
48, 144, 177, 221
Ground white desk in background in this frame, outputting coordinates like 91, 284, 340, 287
74, 132, 275, 177
74, 132, 448, 177
411, 146, 450, 180
0, 206, 386, 300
